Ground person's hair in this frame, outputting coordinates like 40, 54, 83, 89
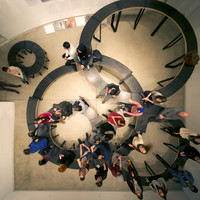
155, 95, 167, 103
96, 180, 103, 187
190, 185, 198, 193
55, 110, 62, 116
110, 89, 117, 95
38, 158, 47, 166
63, 41, 70, 49
80, 177, 85, 181
23, 148, 31, 155
28, 132, 35, 137
116, 171, 122, 176
58, 164, 67, 172
136, 144, 151, 154
136, 192, 143, 200
74, 105, 82, 111
118, 119, 125, 127
190, 135, 200, 145
2, 67, 8, 72
183, 50, 199, 66
81, 160, 88, 168
157, 186, 168, 199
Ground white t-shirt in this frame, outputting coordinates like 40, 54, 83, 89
65, 44, 76, 60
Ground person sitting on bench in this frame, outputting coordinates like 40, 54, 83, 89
73, 96, 89, 114
102, 110, 125, 128
141, 90, 167, 105
96, 83, 120, 104
62, 41, 77, 71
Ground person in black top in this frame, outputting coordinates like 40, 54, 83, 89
75, 43, 93, 70
95, 122, 116, 141
96, 83, 120, 104
57, 150, 75, 172
94, 162, 108, 187
179, 144, 200, 163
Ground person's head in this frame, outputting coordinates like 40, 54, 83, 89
137, 108, 144, 114
28, 132, 35, 137
74, 105, 82, 111
110, 89, 117, 95
117, 119, 125, 127
63, 41, 70, 49
157, 187, 168, 199
188, 182, 198, 193
38, 158, 47, 166
77, 43, 86, 53
23, 147, 31, 155
178, 112, 190, 118
138, 145, 147, 154
55, 110, 62, 116
79, 167, 86, 181
193, 136, 200, 144
58, 164, 67, 172
155, 96, 167, 103
96, 176, 103, 187
194, 156, 200, 163
116, 171, 122, 177
136, 190, 143, 199
2, 67, 8, 72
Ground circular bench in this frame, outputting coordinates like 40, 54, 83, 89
7, 40, 48, 76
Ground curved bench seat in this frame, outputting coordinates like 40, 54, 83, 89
80, 0, 197, 97
7, 40, 47, 76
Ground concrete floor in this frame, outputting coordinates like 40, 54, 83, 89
0, 9, 185, 190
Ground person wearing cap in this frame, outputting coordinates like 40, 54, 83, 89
121, 98, 144, 117
57, 149, 75, 173
149, 107, 190, 122
73, 96, 89, 114
62, 41, 77, 71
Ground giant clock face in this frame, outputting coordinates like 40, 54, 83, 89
27, 0, 197, 178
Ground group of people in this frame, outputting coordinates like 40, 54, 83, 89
8, 40, 197, 199
62, 41, 102, 71
21, 83, 199, 200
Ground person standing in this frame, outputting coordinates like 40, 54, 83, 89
62, 41, 77, 71
0, 81, 21, 94
2, 66, 29, 84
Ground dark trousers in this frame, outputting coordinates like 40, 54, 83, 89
0, 82, 19, 93
62, 54, 77, 71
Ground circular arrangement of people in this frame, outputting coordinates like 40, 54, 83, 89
1, 0, 200, 199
